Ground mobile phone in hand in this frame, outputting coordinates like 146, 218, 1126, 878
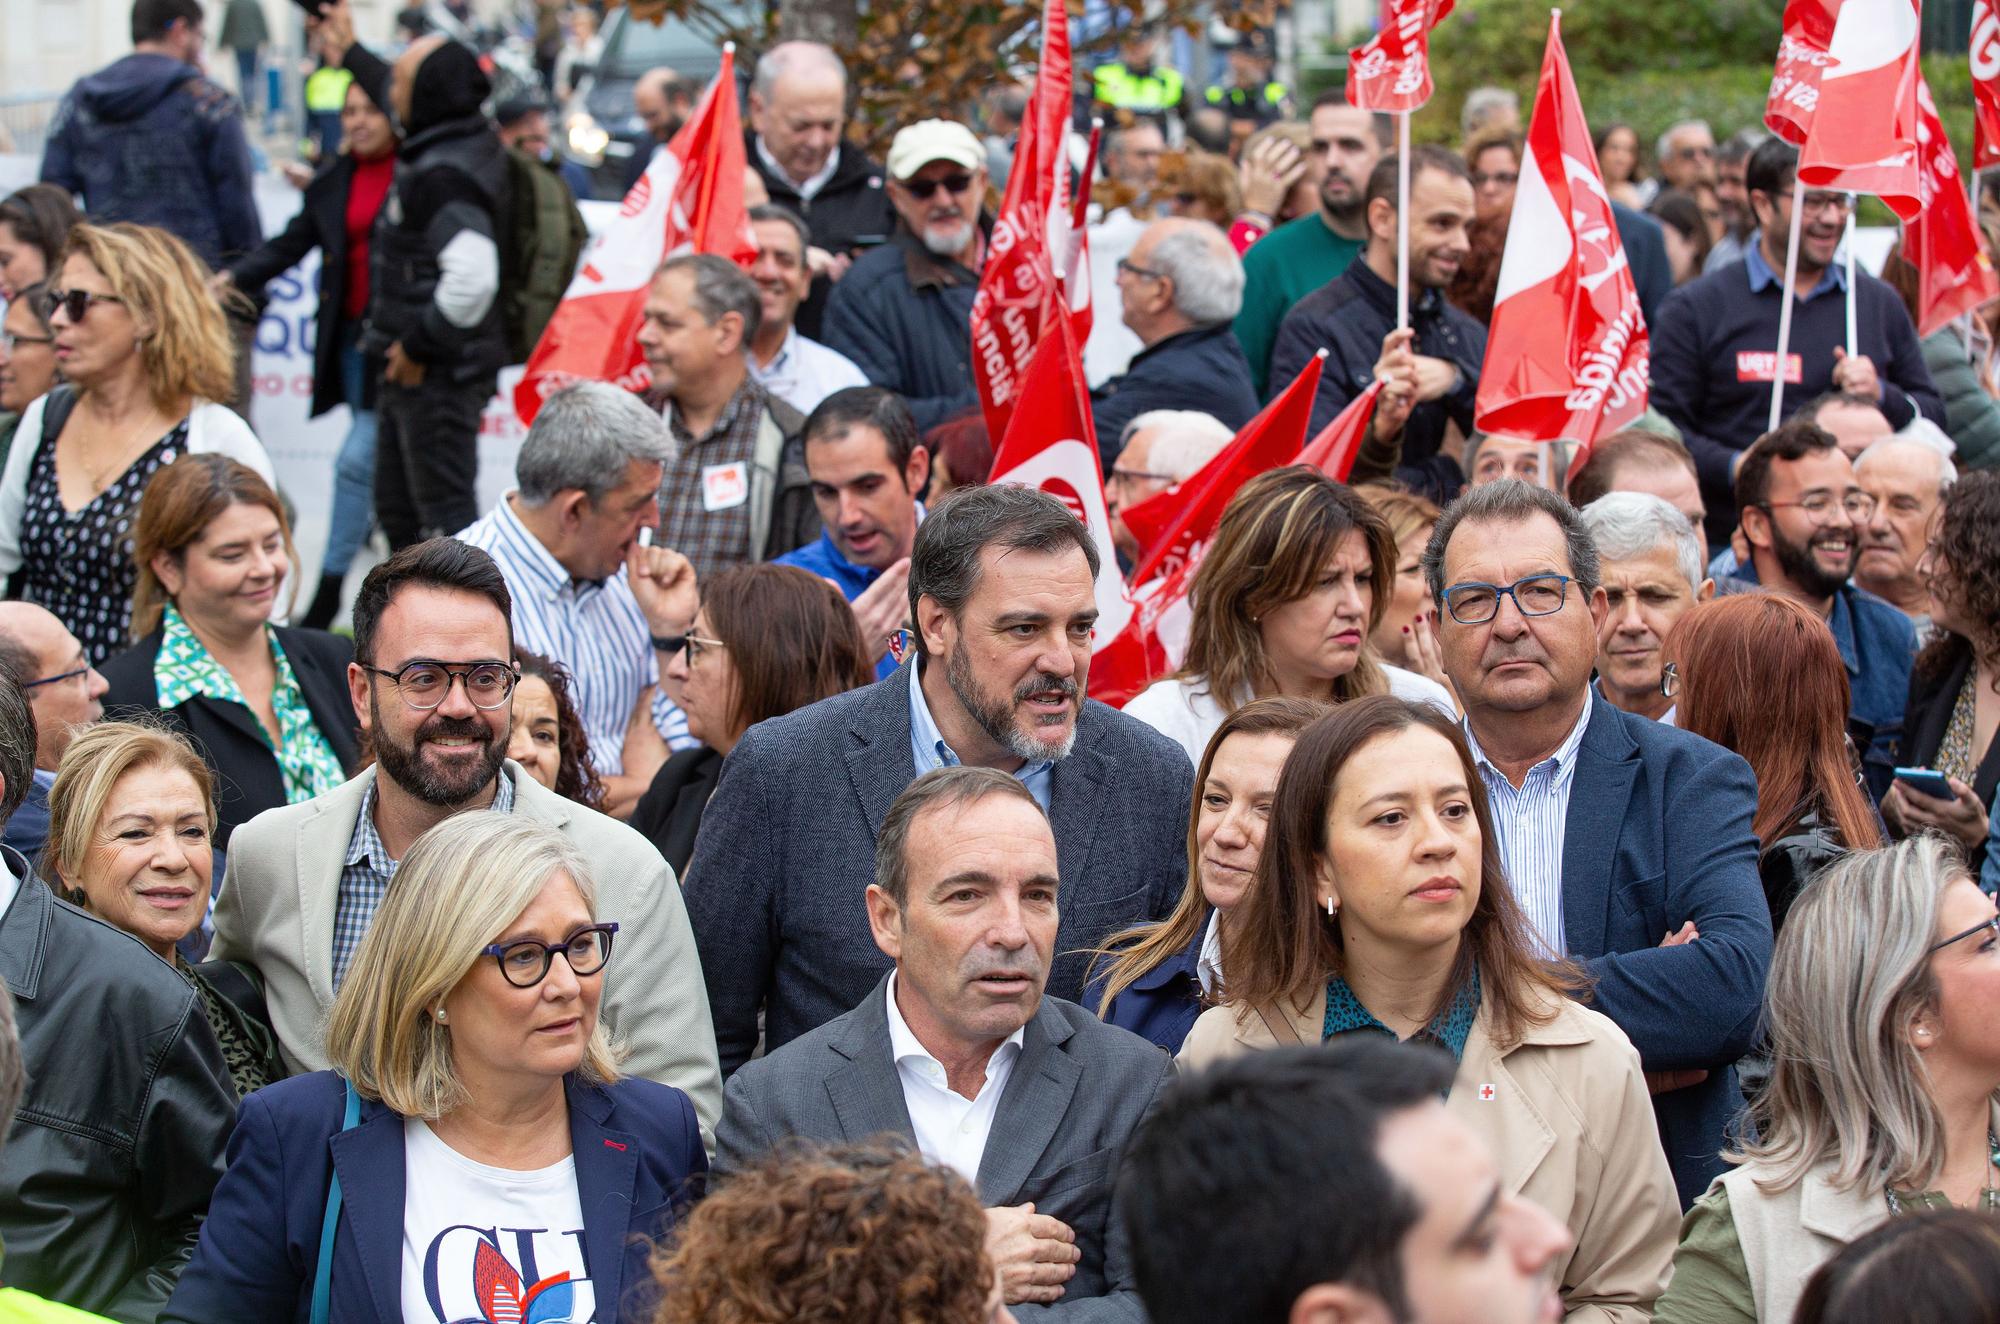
1893, 766, 1954, 800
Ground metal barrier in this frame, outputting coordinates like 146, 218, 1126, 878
0, 92, 61, 158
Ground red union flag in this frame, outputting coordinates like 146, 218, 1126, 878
1974, 0, 2000, 167
1475, 11, 1647, 448
1346, 0, 1456, 113
513, 47, 755, 423
988, 311, 1133, 653
1295, 381, 1387, 481
1797, 0, 1923, 220
970, 0, 1084, 445
1766, 0, 1839, 145
1907, 76, 2000, 335
1118, 352, 1324, 588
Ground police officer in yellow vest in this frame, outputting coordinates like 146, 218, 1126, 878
1203, 27, 1290, 131
1092, 23, 1187, 128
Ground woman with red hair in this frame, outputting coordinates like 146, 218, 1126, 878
1664, 593, 1883, 936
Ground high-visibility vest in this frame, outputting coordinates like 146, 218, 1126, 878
1093, 62, 1186, 114
1204, 81, 1289, 112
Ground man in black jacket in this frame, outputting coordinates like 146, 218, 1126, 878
0, 673, 235, 1320
746, 41, 895, 340
1269, 146, 1484, 502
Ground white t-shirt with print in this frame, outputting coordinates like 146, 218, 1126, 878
399, 1119, 595, 1323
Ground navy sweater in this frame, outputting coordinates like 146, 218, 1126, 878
1649, 257, 1942, 543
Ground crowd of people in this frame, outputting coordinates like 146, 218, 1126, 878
0, 0, 1997, 1321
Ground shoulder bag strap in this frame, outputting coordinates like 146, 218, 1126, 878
1255, 1003, 1305, 1047
309, 1079, 363, 1324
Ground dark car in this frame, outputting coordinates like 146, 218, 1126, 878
559, 4, 758, 201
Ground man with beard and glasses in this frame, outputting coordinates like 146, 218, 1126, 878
684, 484, 1194, 1077
823, 119, 991, 432
209, 539, 724, 1142
1651, 137, 1942, 547
1234, 93, 1392, 395
715, 767, 1172, 1319
1728, 420, 1917, 801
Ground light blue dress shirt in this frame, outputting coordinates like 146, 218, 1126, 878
906, 660, 1055, 812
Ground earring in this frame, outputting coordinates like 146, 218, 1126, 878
1325, 896, 1339, 918
434, 1009, 448, 1024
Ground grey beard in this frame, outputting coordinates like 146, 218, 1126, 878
945, 646, 1079, 764
921, 221, 976, 259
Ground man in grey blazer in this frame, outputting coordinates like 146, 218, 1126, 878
717, 767, 1172, 1321
685, 484, 1194, 1075
210, 541, 723, 1138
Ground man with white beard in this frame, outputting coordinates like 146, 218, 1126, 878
823, 120, 993, 432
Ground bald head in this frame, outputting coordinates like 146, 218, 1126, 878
634, 67, 692, 144
1119, 218, 1245, 344
750, 41, 849, 185
0, 602, 105, 770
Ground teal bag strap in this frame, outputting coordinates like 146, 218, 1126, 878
310, 1079, 362, 1324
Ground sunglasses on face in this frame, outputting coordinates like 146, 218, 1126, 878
899, 172, 974, 200
43, 288, 126, 324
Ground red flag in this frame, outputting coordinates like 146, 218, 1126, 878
1766, 0, 1839, 146
1974, 0, 2000, 168
988, 311, 1134, 653
1118, 352, 1325, 587
1907, 76, 2000, 335
1346, 0, 1456, 113
1797, 0, 1923, 220
1475, 11, 1648, 448
513, 47, 755, 424
1294, 381, 1386, 481
970, 0, 1084, 445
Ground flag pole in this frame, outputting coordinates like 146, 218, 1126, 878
1769, 184, 1808, 433
1843, 197, 1858, 357
1969, 166, 1983, 364
1396, 110, 1411, 331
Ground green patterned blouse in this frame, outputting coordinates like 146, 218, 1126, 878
153, 604, 345, 805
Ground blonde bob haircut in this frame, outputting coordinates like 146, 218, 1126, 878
38, 720, 215, 903
1734, 835, 1977, 1196
325, 814, 622, 1119
60, 222, 237, 410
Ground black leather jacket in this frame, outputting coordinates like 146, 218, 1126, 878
0, 850, 235, 1322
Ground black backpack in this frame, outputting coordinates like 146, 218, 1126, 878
499, 147, 589, 363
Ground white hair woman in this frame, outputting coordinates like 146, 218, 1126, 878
165, 814, 708, 1323
1654, 835, 2000, 1324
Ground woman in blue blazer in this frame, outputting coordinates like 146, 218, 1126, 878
164, 815, 706, 1324
1088, 697, 1326, 1050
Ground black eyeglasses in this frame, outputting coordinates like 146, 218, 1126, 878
1929, 914, 2000, 954
899, 172, 973, 199
365, 660, 518, 710
482, 922, 619, 987
43, 288, 126, 324
21, 665, 89, 690
1116, 256, 1165, 281
1472, 170, 1520, 188
1440, 574, 1574, 625
0, 330, 53, 353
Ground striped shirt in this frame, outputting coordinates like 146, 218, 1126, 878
1462, 702, 1592, 957
457, 496, 692, 776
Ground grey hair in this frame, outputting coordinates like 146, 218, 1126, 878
1857, 435, 1958, 494
1734, 835, 1971, 1196
0, 673, 32, 828
1655, 118, 1713, 165
1578, 492, 1706, 593
751, 40, 845, 104
659, 252, 763, 346
1460, 86, 1519, 139
874, 766, 1046, 907
1150, 222, 1244, 325
0, 980, 19, 1135
1122, 410, 1233, 481
1422, 478, 1601, 603
907, 485, 1100, 658
516, 381, 675, 507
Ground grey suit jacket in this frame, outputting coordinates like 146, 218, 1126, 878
716, 976, 1174, 1321
685, 660, 1194, 1075
209, 762, 724, 1143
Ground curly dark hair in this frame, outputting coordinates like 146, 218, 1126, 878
514, 649, 607, 811
650, 1140, 996, 1324
1916, 470, 2000, 684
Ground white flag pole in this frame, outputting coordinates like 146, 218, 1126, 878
1843, 198, 1859, 357
1396, 110, 1412, 331
1769, 185, 1808, 433
1968, 166, 1983, 364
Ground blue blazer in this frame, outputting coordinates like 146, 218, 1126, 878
162, 1071, 707, 1324
1561, 695, 1773, 1208
1088, 916, 1209, 1054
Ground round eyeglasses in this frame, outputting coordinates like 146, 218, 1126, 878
1440, 574, 1574, 625
482, 923, 619, 988
365, 660, 518, 710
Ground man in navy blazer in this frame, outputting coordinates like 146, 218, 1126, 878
1423, 480, 1773, 1207
684, 485, 1193, 1076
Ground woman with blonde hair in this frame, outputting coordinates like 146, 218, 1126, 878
1357, 483, 1450, 689
1181, 695, 1680, 1321
1654, 835, 2000, 1324
39, 719, 285, 1098
0, 222, 272, 662
164, 813, 708, 1323
1125, 466, 1453, 766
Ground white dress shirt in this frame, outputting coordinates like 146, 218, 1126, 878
1462, 702, 1593, 957
749, 326, 870, 415
1195, 910, 1224, 999
884, 971, 1025, 1186
756, 137, 840, 202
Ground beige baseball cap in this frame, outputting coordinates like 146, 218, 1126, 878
886, 119, 985, 180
